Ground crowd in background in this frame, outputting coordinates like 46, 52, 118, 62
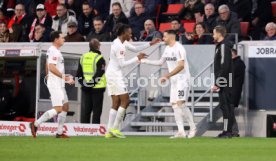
0, 0, 275, 44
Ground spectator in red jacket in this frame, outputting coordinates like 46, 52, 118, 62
44, 0, 59, 17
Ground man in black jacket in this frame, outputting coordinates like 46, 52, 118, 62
212, 25, 234, 138
231, 48, 245, 137
203, 3, 217, 33
76, 38, 106, 124
86, 16, 111, 42
104, 2, 128, 34
78, 1, 95, 36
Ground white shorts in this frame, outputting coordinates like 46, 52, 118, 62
106, 77, 128, 96
170, 77, 190, 103
47, 87, 68, 107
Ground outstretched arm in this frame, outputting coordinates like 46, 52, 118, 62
124, 39, 161, 52
141, 57, 166, 66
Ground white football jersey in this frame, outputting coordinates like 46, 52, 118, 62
162, 42, 191, 80
46, 45, 65, 88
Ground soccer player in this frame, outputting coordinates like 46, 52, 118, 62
30, 31, 75, 138
105, 24, 160, 138
141, 30, 197, 139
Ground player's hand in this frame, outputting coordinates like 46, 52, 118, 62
160, 74, 170, 84
137, 53, 148, 61
150, 38, 161, 46
211, 85, 220, 92
65, 76, 75, 85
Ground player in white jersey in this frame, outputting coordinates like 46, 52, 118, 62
141, 30, 197, 139
105, 24, 160, 138
30, 31, 75, 138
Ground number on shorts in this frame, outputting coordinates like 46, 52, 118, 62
178, 90, 184, 97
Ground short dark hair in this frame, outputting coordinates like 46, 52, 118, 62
164, 29, 177, 36
112, 2, 122, 9
170, 18, 181, 24
117, 24, 131, 36
50, 31, 62, 42
214, 26, 227, 37
35, 23, 46, 28
93, 16, 104, 23
82, 1, 91, 7
57, 3, 67, 9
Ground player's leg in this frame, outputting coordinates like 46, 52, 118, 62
170, 81, 186, 138
30, 106, 61, 138
105, 95, 120, 138
110, 93, 129, 138
178, 100, 196, 139
56, 88, 69, 138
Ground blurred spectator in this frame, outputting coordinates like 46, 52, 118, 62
87, 0, 110, 20
64, 21, 85, 42
52, 3, 77, 35
226, 0, 252, 22
16, 0, 45, 16
7, 3, 32, 42
86, 16, 111, 42
216, 4, 241, 43
251, 0, 273, 40
78, 1, 95, 36
63, 0, 82, 18
180, 0, 204, 20
110, 0, 134, 18
32, 23, 51, 42
139, 19, 162, 41
29, 4, 52, 41
168, 0, 181, 4
129, 2, 149, 41
0, 0, 15, 18
0, 9, 9, 24
0, 22, 12, 42
170, 18, 185, 41
182, 22, 213, 44
10, 24, 22, 42
44, 0, 59, 17
203, 3, 217, 33
263, 22, 276, 40
105, 2, 128, 33
130, 0, 163, 18
58, 0, 77, 17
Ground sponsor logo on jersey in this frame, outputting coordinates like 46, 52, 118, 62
165, 57, 177, 61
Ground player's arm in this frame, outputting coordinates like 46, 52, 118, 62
118, 53, 147, 67
125, 39, 160, 52
166, 60, 184, 78
141, 57, 166, 66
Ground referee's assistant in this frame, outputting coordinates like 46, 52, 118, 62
76, 38, 106, 124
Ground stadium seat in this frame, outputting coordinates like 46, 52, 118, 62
240, 22, 252, 40
162, 4, 184, 16
159, 23, 171, 32
183, 22, 195, 33
272, 2, 276, 22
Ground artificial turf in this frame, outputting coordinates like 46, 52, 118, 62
0, 136, 276, 161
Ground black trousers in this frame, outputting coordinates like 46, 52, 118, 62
81, 90, 104, 124
219, 88, 235, 133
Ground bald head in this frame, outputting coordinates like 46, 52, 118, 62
89, 39, 100, 51
204, 3, 215, 17
144, 19, 155, 33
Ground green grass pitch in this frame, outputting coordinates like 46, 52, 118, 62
0, 136, 276, 161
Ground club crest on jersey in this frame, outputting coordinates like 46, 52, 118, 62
120, 51, 125, 56
52, 56, 57, 61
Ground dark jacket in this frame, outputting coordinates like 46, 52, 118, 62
76, 49, 106, 92
216, 12, 241, 43
86, 30, 111, 42
33, 28, 52, 42
78, 13, 95, 36
139, 29, 163, 41
232, 56, 245, 107
182, 34, 214, 44
175, 25, 185, 41
252, 0, 273, 27
104, 12, 129, 33
88, 0, 110, 20
227, 0, 252, 22
203, 13, 218, 33
129, 12, 149, 41
65, 32, 85, 42
214, 39, 233, 88
263, 35, 276, 41
180, 0, 204, 20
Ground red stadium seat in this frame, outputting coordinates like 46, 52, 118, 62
159, 23, 171, 32
183, 22, 195, 33
240, 22, 252, 40
272, 2, 276, 22
272, 2, 276, 17
162, 4, 184, 15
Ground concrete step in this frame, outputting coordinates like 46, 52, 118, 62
122, 132, 176, 136
130, 122, 190, 127
149, 102, 219, 107
140, 112, 208, 117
